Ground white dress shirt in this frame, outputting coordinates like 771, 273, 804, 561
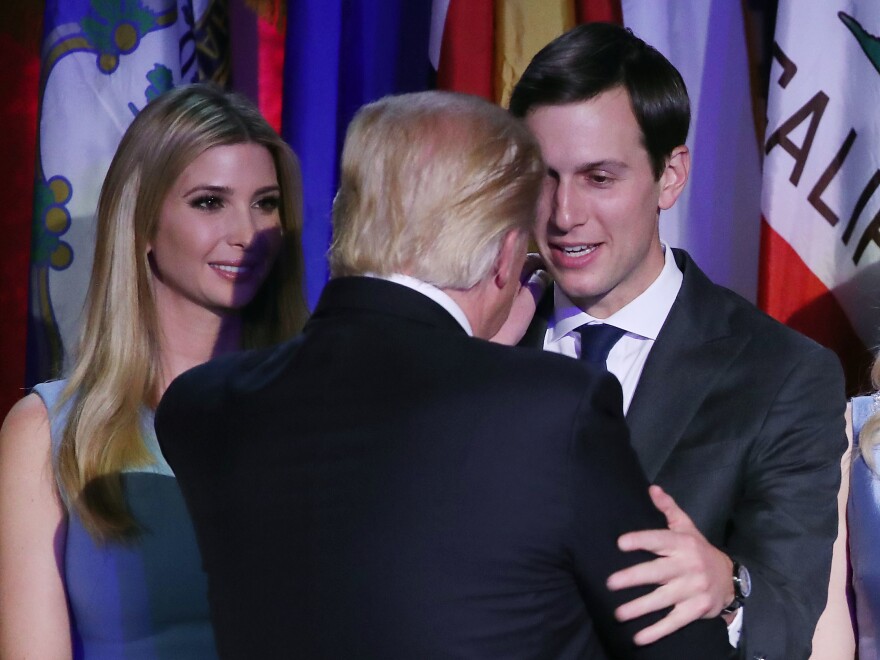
543, 244, 682, 414
364, 273, 473, 336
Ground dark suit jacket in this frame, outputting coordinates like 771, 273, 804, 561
156, 276, 733, 659
520, 249, 847, 660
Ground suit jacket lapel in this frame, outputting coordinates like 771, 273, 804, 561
626, 251, 750, 481
519, 260, 752, 481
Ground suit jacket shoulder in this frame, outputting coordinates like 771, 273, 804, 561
670, 248, 831, 355
156, 338, 305, 471
632, 249, 846, 660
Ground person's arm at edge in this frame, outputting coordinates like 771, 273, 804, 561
0, 394, 72, 658
809, 402, 856, 659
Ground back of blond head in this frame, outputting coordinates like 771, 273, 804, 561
60, 84, 307, 540
330, 91, 543, 288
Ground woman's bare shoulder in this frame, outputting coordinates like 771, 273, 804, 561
0, 393, 53, 468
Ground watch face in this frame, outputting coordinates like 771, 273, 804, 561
737, 564, 752, 598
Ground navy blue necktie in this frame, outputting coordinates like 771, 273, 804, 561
576, 323, 626, 369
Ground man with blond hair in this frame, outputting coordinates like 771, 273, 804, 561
157, 90, 732, 658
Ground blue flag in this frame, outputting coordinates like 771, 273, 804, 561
282, 1, 434, 308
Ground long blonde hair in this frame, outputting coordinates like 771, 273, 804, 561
58, 84, 308, 540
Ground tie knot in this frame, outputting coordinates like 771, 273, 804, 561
576, 323, 626, 366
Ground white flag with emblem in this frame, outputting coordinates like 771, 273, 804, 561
28, 0, 227, 384
759, 1, 880, 390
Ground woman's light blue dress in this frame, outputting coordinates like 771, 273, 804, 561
33, 380, 217, 659
849, 394, 880, 659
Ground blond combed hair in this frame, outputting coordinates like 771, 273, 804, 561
59, 84, 308, 540
329, 91, 544, 288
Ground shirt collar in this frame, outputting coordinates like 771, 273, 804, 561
548, 244, 683, 342
364, 272, 474, 336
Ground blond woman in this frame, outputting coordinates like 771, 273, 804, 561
0, 84, 307, 658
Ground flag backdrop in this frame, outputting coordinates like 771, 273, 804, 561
0, 2, 41, 418
431, 0, 494, 101
282, 0, 434, 309
759, 1, 880, 392
26, 0, 230, 387
623, 0, 762, 304
431, 0, 621, 111
227, 0, 286, 134
5, 3, 879, 414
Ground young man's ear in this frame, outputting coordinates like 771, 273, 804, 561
658, 145, 690, 211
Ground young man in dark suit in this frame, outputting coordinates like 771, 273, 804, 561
510, 22, 847, 660
156, 90, 733, 659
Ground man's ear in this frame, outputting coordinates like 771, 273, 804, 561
493, 229, 525, 291
658, 145, 690, 211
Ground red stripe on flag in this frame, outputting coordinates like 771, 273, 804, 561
436, 0, 494, 100
0, 6, 40, 417
758, 219, 871, 394
258, 15, 285, 134
575, 0, 623, 25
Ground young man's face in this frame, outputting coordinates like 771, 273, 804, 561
526, 86, 684, 318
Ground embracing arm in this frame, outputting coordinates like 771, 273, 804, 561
0, 394, 72, 658
605, 345, 847, 657
607, 485, 735, 646
568, 375, 733, 659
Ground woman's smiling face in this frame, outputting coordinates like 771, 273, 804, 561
149, 142, 284, 318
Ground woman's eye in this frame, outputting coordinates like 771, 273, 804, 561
190, 195, 223, 210
255, 196, 281, 212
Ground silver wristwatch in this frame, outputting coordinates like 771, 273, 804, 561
721, 560, 751, 614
